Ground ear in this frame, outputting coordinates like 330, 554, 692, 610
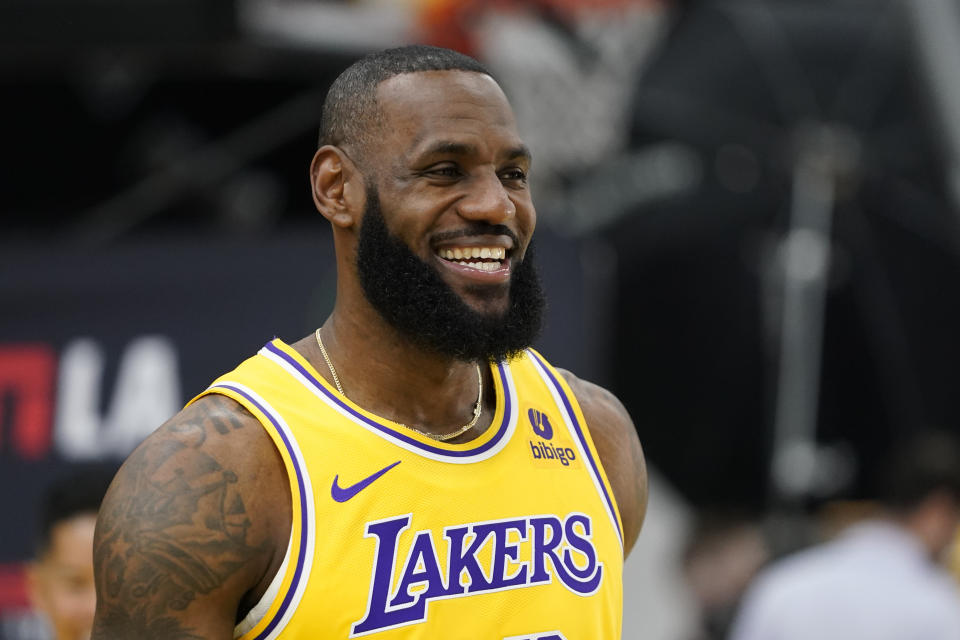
310, 145, 363, 228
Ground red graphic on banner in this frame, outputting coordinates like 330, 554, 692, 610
0, 564, 28, 611
0, 344, 55, 460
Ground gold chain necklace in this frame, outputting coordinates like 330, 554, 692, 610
315, 328, 483, 442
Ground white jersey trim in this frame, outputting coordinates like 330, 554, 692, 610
209, 380, 316, 640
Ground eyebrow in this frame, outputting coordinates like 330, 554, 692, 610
417, 141, 532, 163
505, 144, 532, 163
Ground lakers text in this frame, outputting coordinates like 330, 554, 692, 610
351, 513, 603, 636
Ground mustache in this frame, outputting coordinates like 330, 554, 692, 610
431, 224, 520, 246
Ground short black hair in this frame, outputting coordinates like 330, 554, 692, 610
881, 430, 960, 512
35, 465, 116, 558
318, 45, 492, 155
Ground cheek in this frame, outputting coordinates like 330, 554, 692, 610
45, 578, 97, 625
391, 217, 436, 258
513, 199, 536, 238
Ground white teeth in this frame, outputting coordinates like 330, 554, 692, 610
454, 260, 502, 271
438, 246, 508, 264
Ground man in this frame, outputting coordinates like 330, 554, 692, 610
730, 431, 960, 640
25, 468, 114, 640
92, 45, 647, 639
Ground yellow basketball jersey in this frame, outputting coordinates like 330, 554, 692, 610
191, 339, 624, 639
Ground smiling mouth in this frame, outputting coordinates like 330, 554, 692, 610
436, 246, 508, 272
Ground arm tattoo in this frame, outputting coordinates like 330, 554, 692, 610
94, 396, 262, 638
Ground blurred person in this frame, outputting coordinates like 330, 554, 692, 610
730, 430, 960, 640
953, 530, 960, 580
91, 45, 647, 639
24, 467, 114, 640
682, 511, 769, 640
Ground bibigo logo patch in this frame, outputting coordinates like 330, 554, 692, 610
527, 408, 578, 468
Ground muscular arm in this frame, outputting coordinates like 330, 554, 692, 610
560, 371, 648, 557
92, 394, 292, 639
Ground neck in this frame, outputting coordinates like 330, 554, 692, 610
301, 303, 493, 440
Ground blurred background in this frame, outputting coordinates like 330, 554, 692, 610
3, 0, 960, 638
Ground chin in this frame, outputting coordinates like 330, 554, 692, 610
462, 294, 510, 318
461, 283, 510, 309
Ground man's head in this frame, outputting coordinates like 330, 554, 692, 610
28, 467, 114, 640
318, 45, 492, 160
312, 45, 545, 362
881, 430, 960, 558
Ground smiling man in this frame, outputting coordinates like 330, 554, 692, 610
92, 45, 647, 640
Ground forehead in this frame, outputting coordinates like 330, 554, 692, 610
372, 71, 524, 161
45, 514, 97, 563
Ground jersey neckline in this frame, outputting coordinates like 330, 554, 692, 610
258, 339, 518, 462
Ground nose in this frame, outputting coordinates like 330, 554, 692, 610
456, 171, 515, 224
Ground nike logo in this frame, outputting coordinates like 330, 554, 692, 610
331, 460, 401, 502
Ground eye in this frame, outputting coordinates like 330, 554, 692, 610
499, 167, 528, 184
422, 164, 462, 179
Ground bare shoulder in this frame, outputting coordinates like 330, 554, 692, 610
92, 393, 292, 639
558, 369, 648, 556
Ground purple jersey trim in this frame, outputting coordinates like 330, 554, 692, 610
263, 340, 512, 459
526, 350, 624, 547
212, 382, 309, 640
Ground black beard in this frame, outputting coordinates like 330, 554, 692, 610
356, 188, 545, 363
